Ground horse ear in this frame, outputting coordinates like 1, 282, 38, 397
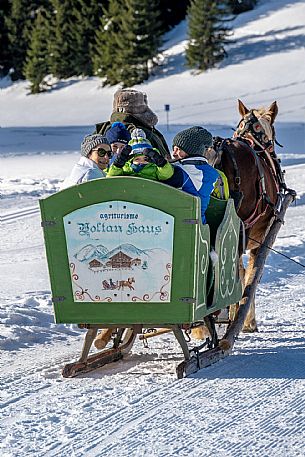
268, 101, 278, 124
238, 99, 249, 117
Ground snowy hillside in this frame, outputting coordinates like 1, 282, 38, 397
1, 1, 305, 456
0, 0, 304, 128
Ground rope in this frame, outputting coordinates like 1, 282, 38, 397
248, 236, 305, 269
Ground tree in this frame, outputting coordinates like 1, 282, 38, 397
72, 0, 105, 76
186, 0, 232, 72
24, 8, 50, 93
48, 0, 79, 79
0, 0, 11, 76
94, 0, 162, 87
6, 0, 49, 80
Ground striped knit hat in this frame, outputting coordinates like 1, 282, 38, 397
128, 128, 152, 154
81, 134, 109, 157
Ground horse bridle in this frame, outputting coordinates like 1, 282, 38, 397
233, 110, 275, 153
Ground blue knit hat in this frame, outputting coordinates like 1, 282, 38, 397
105, 122, 131, 145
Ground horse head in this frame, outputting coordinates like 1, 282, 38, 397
234, 99, 279, 153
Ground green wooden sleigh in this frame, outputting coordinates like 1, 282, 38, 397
40, 177, 242, 377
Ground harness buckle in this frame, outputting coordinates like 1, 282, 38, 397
235, 177, 241, 186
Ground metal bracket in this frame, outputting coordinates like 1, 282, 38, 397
179, 297, 196, 303
41, 220, 57, 227
183, 219, 199, 224
52, 296, 66, 302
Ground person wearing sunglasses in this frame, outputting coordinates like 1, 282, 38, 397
61, 134, 111, 189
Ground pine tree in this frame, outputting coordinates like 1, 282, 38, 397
48, 0, 79, 79
6, 0, 49, 80
94, 0, 162, 87
93, 0, 126, 84
24, 9, 50, 93
0, 0, 11, 76
186, 0, 232, 72
73, 0, 105, 76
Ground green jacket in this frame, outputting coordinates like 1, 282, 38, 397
95, 112, 170, 159
107, 160, 174, 181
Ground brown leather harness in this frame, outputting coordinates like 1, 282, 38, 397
215, 111, 286, 229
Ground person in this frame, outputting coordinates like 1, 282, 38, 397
163, 126, 227, 224
61, 134, 111, 189
94, 89, 170, 159
105, 121, 131, 160
107, 129, 174, 181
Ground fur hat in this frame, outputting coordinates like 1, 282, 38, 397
172, 126, 213, 157
113, 89, 158, 128
129, 128, 152, 154
105, 122, 131, 145
81, 134, 109, 157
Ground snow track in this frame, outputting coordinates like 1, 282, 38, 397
1, 206, 40, 224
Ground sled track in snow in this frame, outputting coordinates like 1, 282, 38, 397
44, 375, 305, 457
1, 206, 40, 224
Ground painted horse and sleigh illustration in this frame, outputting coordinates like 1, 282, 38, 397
39, 100, 295, 378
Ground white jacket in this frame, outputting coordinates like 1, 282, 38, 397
61, 156, 106, 190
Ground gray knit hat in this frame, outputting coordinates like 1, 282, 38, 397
81, 134, 109, 157
172, 126, 213, 157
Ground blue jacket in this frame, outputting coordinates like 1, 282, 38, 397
163, 157, 220, 224
61, 156, 106, 190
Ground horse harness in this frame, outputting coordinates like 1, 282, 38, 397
215, 133, 284, 229
234, 109, 287, 191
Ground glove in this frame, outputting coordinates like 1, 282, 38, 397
113, 144, 132, 168
143, 148, 167, 167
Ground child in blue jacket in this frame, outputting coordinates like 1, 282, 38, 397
163, 126, 222, 224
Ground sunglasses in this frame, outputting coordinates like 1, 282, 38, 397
92, 147, 112, 158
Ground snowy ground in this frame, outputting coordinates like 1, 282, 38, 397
1, 141, 305, 457
1, 0, 305, 455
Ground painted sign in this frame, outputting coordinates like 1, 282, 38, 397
63, 201, 174, 303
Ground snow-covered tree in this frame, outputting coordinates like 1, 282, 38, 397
94, 0, 162, 87
186, 0, 232, 72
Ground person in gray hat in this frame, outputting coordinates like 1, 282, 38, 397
163, 126, 223, 224
61, 134, 112, 189
94, 89, 170, 159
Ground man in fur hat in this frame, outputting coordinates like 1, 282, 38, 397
94, 89, 170, 159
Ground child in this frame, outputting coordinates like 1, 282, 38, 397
105, 121, 131, 159
106, 129, 173, 181
163, 126, 226, 224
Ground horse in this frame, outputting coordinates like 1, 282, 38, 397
118, 277, 135, 291
206, 99, 287, 332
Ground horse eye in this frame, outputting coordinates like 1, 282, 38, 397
253, 122, 261, 131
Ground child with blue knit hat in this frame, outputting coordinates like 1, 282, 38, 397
106, 128, 174, 181
105, 122, 131, 154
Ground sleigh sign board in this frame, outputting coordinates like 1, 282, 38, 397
63, 201, 174, 304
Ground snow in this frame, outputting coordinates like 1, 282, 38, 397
1, 1, 305, 455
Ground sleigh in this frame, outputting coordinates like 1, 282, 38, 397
40, 176, 245, 378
